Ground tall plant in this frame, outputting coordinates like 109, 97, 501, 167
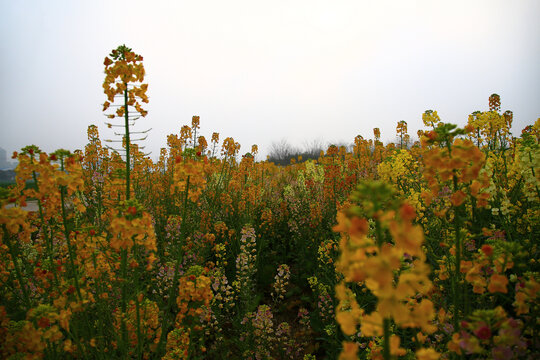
102, 44, 150, 200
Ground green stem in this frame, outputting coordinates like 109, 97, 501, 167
124, 85, 131, 200
135, 293, 142, 360
452, 174, 462, 330
374, 213, 391, 360
120, 248, 128, 355
210, 159, 229, 210
3, 226, 31, 310
453, 215, 462, 329
382, 318, 391, 360
60, 179, 83, 301
375, 219, 384, 248
32, 169, 60, 287
156, 175, 190, 356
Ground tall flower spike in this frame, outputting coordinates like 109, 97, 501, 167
102, 44, 151, 199
396, 120, 408, 149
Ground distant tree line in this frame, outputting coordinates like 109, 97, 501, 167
266, 136, 419, 166
266, 139, 350, 165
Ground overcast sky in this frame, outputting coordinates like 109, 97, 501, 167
1, 0, 539, 159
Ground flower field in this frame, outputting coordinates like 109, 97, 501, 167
1, 46, 539, 359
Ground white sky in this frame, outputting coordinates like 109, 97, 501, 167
1, 0, 539, 159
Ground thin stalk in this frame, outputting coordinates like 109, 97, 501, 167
31, 170, 45, 224
120, 248, 128, 355
32, 169, 60, 287
59, 157, 82, 295
452, 171, 462, 330
91, 252, 106, 350
383, 318, 391, 360
374, 218, 390, 360
124, 85, 131, 200
375, 219, 384, 248
135, 293, 142, 360
3, 226, 31, 310
502, 149, 509, 188
210, 159, 229, 209
60, 177, 83, 301
156, 175, 191, 356
452, 211, 462, 330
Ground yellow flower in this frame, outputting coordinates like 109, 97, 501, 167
390, 334, 406, 356
377, 295, 409, 324
416, 348, 440, 360
450, 190, 466, 207
488, 274, 508, 294
335, 282, 363, 335
416, 332, 427, 344
447, 333, 462, 354
63, 339, 75, 353
337, 311, 359, 336
389, 220, 424, 257
408, 299, 437, 334
339, 341, 358, 360
360, 311, 383, 337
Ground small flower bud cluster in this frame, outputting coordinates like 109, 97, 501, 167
307, 276, 334, 324
271, 264, 290, 303
152, 261, 176, 300
211, 270, 235, 311
240, 305, 274, 359
235, 226, 257, 304
448, 307, 527, 358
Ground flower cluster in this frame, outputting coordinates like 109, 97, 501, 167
334, 181, 438, 359
448, 307, 527, 359
422, 136, 489, 207
271, 264, 290, 303
462, 244, 512, 294
103, 44, 148, 118
234, 226, 258, 305
113, 298, 161, 356
3, 59, 540, 360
